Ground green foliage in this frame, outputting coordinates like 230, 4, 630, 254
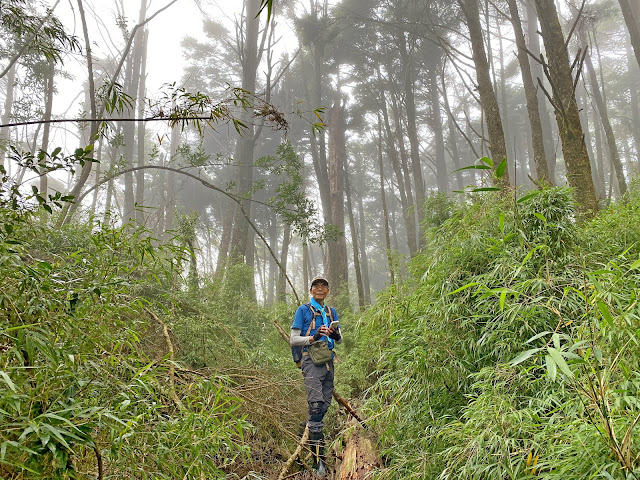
0, 158, 279, 478
346, 185, 640, 479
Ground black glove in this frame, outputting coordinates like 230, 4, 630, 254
329, 329, 341, 341
313, 330, 323, 341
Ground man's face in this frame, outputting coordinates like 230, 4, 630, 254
310, 282, 330, 303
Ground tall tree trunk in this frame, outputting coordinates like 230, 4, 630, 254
58, 0, 99, 227
526, 1, 557, 183
135, 29, 149, 225
618, 0, 640, 69
229, 0, 260, 263
534, 0, 599, 214
216, 196, 236, 279
165, 123, 178, 232
356, 186, 371, 304
507, 0, 551, 184
578, 30, 628, 197
628, 40, 640, 167
267, 212, 278, 304
0, 63, 16, 173
460, 0, 509, 187
377, 116, 394, 286
277, 223, 291, 302
378, 65, 417, 257
441, 70, 464, 190
326, 98, 349, 297
344, 159, 364, 310
429, 67, 448, 193
388, 83, 417, 244
396, 29, 426, 245
39, 59, 55, 195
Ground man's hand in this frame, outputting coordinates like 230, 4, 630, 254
313, 325, 329, 341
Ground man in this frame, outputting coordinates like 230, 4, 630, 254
290, 274, 342, 477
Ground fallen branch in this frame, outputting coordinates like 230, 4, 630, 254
277, 424, 309, 480
333, 389, 367, 429
145, 307, 184, 409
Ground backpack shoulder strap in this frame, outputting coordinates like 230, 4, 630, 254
325, 305, 333, 321
304, 303, 317, 336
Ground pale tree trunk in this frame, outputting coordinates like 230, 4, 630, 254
91, 135, 104, 215
302, 49, 332, 229
229, 0, 260, 263
164, 123, 179, 233
0, 63, 16, 174
618, 0, 640, 69
266, 212, 277, 304
344, 158, 364, 310
135, 29, 149, 225
578, 28, 628, 197
276, 223, 291, 302
388, 82, 418, 245
526, 1, 557, 183
357, 192, 371, 304
215, 196, 236, 279
58, 0, 98, 227
396, 28, 426, 245
377, 116, 394, 286
378, 64, 417, 257
441, 71, 464, 190
122, 0, 147, 221
460, 0, 509, 187
39, 59, 55, 195
325, 97, 349, 298
626, 40, 640, 169
507, 0, 551, 185
429, 67, 448, 193
495, 16, 517, 185
534, 0, 599, 214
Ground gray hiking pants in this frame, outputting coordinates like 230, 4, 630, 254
301, 355, 334, 433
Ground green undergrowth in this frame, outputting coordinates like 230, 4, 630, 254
344, 185, 640, 479
0, 196, 307, 479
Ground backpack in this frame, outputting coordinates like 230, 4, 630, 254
291, 303, 334, 368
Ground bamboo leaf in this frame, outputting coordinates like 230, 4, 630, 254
479, 156, 493, 167
0, 371, 17, 392
510, 348, 542, 366
547, 347, 573, 378
495, 158, 507, 178
545, 354, 557, 381
499, 289, 507, 311
597, 300, 613, 324
471, 187, 501, 192
517, 191, 541, 203
452, 165, 492, 173
448, 282, 478, 295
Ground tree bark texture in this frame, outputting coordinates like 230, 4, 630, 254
326, 98, 349, 296
0, 63, 16, 173
429, 67, 448, 193
534, 0, 599, 214
460, 0, 509, 187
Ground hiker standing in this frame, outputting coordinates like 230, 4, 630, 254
290, 274, 342, 477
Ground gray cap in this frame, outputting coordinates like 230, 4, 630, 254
310, 274, 329, 287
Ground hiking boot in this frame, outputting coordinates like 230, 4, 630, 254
309, 430, 327, 478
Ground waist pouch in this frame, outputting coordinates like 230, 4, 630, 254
307, 341, 332, 366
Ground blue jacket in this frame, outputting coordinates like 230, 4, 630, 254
291, 303, 339, 350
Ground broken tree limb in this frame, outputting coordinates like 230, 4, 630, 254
332, 389, 367, 429
145, 307, 184, 409
277, 424, 309, 480
337, 423, 382, 480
